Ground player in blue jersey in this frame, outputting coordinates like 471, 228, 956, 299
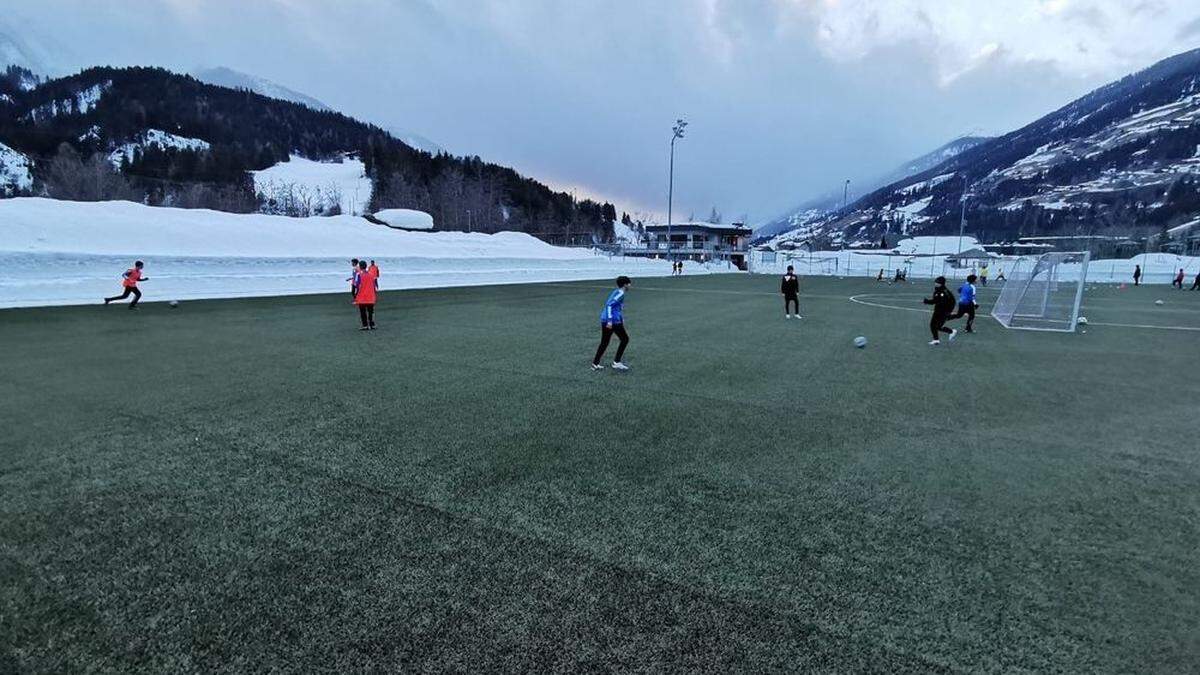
947, 274, 979, 333
592, 276, 632, 371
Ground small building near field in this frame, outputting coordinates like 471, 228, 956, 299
944, 247, 992, 268
639, 222, 753, 268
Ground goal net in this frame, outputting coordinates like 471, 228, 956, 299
991, 252, 1090, 332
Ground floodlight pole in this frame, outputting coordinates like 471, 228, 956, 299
667, 119, 687, 260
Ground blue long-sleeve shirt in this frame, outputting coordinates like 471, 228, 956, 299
958, 281, 976, 305
600, 288, 626, 324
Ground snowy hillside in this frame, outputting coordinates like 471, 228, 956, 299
374, 209, 434, 230
768, 48, 1200, 248
109, 129, 211, 167
252, 155, 373, 217
191, 67, 332, 111
0, 198, 720, 307
0, 141, 31, 194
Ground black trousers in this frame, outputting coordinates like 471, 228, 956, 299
930, 312, 954, 340
593, 324, 629, 364
1192, 278, 1200, 290
948, 302, 976, 330
1173, 278, 1183, 289
1134, 276, 1140, 286
784, 295, 799, 314
106, 286, 142, 307
358, 304, 375, 327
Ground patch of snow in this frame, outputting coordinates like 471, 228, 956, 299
895, 196, 933, 217
26, 81, 108, 121
253, 155, 372, 217
0, 142, 33, 194
892, 236, 982, 256
191, 67, 331, 111
612, 220, 643, 246
0, 198, 713, 307
374, 209, 434, 230
109, 129, 210, 167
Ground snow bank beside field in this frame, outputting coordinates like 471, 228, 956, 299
0, 198, 591, 260
892, 236, 982, 256
374, 209, 434, 230
0, 198, 732, 308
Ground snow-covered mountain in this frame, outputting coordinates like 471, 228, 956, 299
0, 140, 31, 195
191, 67, 333, 111
771, 48, 1200, 249
758, 136, 989, 241
385, 126, 445, 155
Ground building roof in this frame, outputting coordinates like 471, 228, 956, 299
645, 222, 751, 235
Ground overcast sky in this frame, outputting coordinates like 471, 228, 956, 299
5, 0, 1200, 222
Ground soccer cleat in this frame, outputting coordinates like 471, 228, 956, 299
103, 298, 111, 305
785, 314, 792, 319
370, 324, 377, 330
948, 329, 958, 342
795, 315, 802, 319
928, 339, 940, 346
591, 363, 605, 371
611, 362, 630, 371
359, 326, 370, 331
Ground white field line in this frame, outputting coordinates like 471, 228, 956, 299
848, 294, 1200, 332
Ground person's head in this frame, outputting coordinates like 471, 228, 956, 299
786, 265, 794, 273
351, 258, 359, 266
358, 261, 368, 270
616, 275, 631, 289
134, 260, 144, 268
371, 260, 376, 266
967, 274, 977, 283
935, 276, 947, 287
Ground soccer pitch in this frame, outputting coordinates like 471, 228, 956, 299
2, 275, 1197, 672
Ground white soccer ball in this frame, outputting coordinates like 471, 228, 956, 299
1077, 316, 1088, 325
853, 336, 868, 348
1155, 299, 1164, 306
168, 300, 180, 309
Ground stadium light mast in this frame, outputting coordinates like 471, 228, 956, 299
667, 118, 687, 259
956, 175, 969, 276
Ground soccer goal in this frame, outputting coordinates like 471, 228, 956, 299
992, 252, 1090, 332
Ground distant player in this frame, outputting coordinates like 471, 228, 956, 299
104, 260, 149, 309
979, 264, 989, 286
1133, 265, 1141, 286
781, 265, 800, 319
369, 260, 380, 290
1173, 268, 1184, 289
348, 258, 361, 298
592, 276, 631, 371
353, 260, 378, 330
923, 276, 958, 346
947, 274, 979, 333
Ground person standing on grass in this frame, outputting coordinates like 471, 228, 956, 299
104, 260, 149, 309
348, 258, 361, 298
947, 274, 979, 333
592, 276, 632, 371
1192, 271, 1200, 291
923, 276, 958, 346
1133, 264, 1142, 286
979, 264, 989, 286
1173, 268, 1185, 289
781, 265, 801, 319
368, 260, 380, 291
353, 260, 378, 330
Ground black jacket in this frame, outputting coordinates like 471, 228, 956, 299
781, 274, 799, 296
924, 286, 956, 314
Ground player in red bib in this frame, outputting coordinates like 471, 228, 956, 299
353, 260, 378, 330
104, 260, 149, 309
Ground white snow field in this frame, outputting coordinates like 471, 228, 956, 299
252, 155, 373, 216
0, 198, 708, 308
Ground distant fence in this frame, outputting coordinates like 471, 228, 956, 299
747, 250, 1200, 285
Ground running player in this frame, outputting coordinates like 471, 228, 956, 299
592, 276, 631, 371
923, 276, 958, 346
104, 260, 149, 309
781, 265, 800, 319
947, 274, 978, 333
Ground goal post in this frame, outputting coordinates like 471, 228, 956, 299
991, 252, 1090, 332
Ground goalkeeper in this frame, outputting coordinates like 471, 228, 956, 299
947, 274, 979, 333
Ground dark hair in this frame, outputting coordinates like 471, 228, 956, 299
358, 261, 368, 270
616, 275, 631, 287
786, 265, 794, 271
134, 260, 144, 267
967, 274, 977, 282
351, 258, 359, 264
935, 276, 946, 285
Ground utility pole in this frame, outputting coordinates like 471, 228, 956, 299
668, 119, 688, 259
842, 179, 850, 209
956, 175, 969, 278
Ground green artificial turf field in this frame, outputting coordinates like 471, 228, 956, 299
2, 275, 1198, 673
